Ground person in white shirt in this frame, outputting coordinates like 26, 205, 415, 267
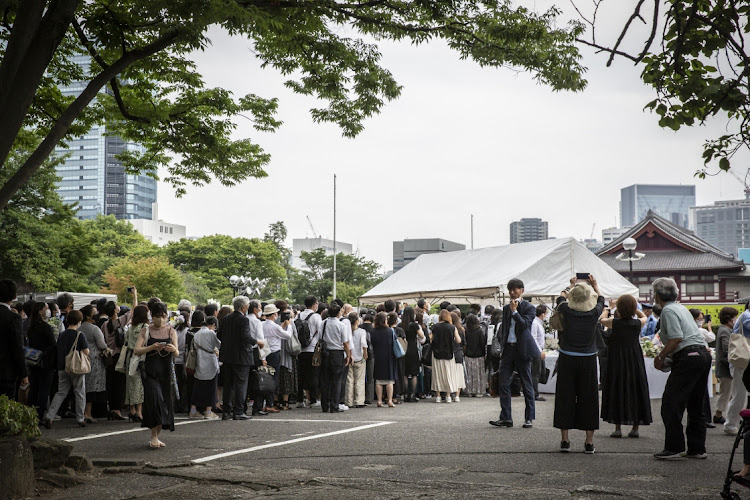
261, 304, 292, 413
531, 305, 548, 402
345, 312, 368, 408
297, 296, 323, 408
336, 302, 355, 410
320, 304, 351, 413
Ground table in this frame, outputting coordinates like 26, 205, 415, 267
538, 352, 713, 399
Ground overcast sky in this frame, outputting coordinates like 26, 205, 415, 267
155, 1, 750, 272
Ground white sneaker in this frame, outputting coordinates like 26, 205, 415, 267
435, 396, 441, 403
338, 404, 349, 411
52, 415, 62, 421
445, 396, 452, 403
454, 396, 460, 403
725, 425, 739, 435
311, 401, 321, 408
204, 411, 219, 420
297, 401, 307, 408
188, 410, 203, 419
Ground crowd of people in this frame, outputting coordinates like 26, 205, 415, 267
0, 274, 745, 460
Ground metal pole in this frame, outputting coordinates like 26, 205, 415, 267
628, 249, 634, 286
471, 214, 474, 249
333, 174, 337, 300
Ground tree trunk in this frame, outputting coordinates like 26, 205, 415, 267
0, 436, 35, 499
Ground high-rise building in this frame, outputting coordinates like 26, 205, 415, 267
690, 198, 750, 257
620, 184, 695, 229
292, 238, 353, 270
601, 227, 631, 246
393, 238, 465, 272
54, 55, 156, 220
509, 218, 548, 244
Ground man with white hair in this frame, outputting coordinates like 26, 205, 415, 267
218, 296, 263, 420
651, 277, 711, 460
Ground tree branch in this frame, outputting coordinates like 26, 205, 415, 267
575, 37, 640, 63
606, 0, 648, 67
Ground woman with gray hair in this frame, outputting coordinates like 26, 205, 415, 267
651, 277, 711, 460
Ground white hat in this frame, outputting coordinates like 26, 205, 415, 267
263, 304, 280, 316
567, 282, 598, 312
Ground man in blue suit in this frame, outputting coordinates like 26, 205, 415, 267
489, 278, 540, 429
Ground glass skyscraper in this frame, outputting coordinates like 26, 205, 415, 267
620, 184, 695, 229
54, 55, 156, 220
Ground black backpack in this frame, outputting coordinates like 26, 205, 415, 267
295, 313, 317, 348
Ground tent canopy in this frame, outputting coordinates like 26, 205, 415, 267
360, 238, 639, 305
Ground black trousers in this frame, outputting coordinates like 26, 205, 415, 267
320, 350, 345, 412
222, 363, 250, 416
106, 363, 126, 412
298, 352, 319, 400
531, 356, 544, 398
553, 353, 599, 430
661, 346, 712, 453
497, 345, 535, 421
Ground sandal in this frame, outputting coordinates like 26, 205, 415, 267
388, 401, 395, 408
158, 440, 166, 447
148, 441, 160, 449
376, 402, 382, 407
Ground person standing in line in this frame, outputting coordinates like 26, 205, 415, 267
464, 313, 487, 397
530, 305, 547, 402
134, 302, 178, 448
652, 277, 712, 460
42, 310, 88, 428
0, 279, 28, 401
361, 311, 376, 405
713, 307, 739, 426
102, 287, 137, 421
490, 279, 539, 429
401, 306, 425, 402
598, 294, 652, 438
79, 304, 109, 424
319, 303, 351, 413
124, 305, 149, 422
262, 303, 292, 412
345, 312, 368, 408
218, 296, 260, 421
297, 295, 323, 408
552, 276, 605, 454
27, 302, 57, 421
725, 303, 750, 435
189, 316, 221, 419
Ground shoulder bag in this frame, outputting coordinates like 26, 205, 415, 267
549, 305, 564, 332
312, 321, 328, 367
65, 331, 91, 375
420, 343, 432, 366
729, 318, 750, 370
128, 326, 150, 377
490, 326, 503, 359
392, 328, 405, 359
24, 347, 44, 368
286, 327, 302, 356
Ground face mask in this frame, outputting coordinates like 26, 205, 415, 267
54, 311, 60, 318
153, 317, 165, 327
45, 309, 51, 319
696, 319, 704, 327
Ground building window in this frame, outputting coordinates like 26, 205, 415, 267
686, 282, 713, 295
169, 227, 173, 234
160, 226, 163, 233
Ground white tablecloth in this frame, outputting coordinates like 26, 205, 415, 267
538, 352, 713, 399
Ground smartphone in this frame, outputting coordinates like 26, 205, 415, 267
705, 314, 712, 323
127, 287, 134, 293
576, 272, 590, 281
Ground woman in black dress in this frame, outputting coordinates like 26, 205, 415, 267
134, 302, 178, 449
370, 312, 398, 407
27, 302, 57, 421
387, 312, 407, 403
598, 294, 652, 438
401, 306, 425, 402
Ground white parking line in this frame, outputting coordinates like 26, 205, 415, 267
192, 421, 394, 464
61, 419, 211, 442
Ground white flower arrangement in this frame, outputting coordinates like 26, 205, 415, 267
640, 338, 662, 358
545, 337, 559, 351
207, 299, 221, 309
169, 315, 185, 329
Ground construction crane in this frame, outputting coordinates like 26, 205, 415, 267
728, 167, 750, 199
306, 215, 321, 238
590, 223, 596, 240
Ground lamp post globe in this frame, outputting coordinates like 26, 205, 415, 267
623, 238, 637, 251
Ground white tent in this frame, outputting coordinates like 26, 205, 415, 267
360, 237, 638, 305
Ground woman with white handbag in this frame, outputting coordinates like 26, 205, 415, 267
725, 306, 750, 435
42, 310, 90, 429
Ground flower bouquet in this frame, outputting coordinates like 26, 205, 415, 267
545, 337, 559, 351
640, 338, 662, 358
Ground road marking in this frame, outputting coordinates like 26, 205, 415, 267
192, 421, 394, 464
61, 419, 210, 442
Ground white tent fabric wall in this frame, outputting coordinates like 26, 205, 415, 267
360, 238, 639, 305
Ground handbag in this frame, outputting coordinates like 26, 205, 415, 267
115, 345, 129, 373
538, 363, 550, 384
490, 327, 503, 358
729, 318, 750, 370
250, 368, 276, 393
286, 329, 302, 356
312, 321, 328, 367
24, 347, 44, 367
128, 326, 150, 377
549, 307, 564, 332
185, 342, 197, 376
65, 331, 91, 375
420, 343, 432, 366
392, 328, 405, 359
454, 345, 464, 364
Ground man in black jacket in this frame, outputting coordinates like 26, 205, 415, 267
489, 278, 540, 429
0, 279, 27, 399
219, 296, 261, 420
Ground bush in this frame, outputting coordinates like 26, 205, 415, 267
0, 395, 41, 440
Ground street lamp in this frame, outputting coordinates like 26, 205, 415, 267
616, 237, 645, 293
228, 275, 268, 298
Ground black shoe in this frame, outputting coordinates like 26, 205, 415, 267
535, 396, 546, 402
107, 411, 126, 421
560, 441, 570, 453
233, 414, 252, 420
41, 418, 52, 429
584, 443, 595, 454
653, 450, 684, 460
77, 421, 87, 428
713, 415, 726, 424
329, 408, 343, 413
222, 413, 233, 421
522, 420, 533, 428
682, 451, 707, 459
705, 422, 716, 428
252, 410, 269, 416
489, 420, 513, 428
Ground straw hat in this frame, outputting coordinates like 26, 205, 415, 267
263, 304, 280, 316
567, 282, 598, 312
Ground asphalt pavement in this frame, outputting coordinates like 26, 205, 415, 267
37, 395, 745, 499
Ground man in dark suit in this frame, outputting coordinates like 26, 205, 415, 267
219, 296, 261, 420
0, 279, 27, 399
490, 278, 540, 429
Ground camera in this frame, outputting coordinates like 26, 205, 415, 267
127, 287, 134, 293
280, 311, 292, 322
